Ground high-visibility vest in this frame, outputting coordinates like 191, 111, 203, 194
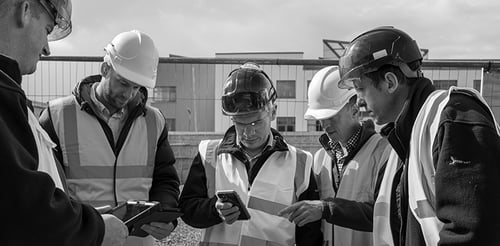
27, 107, 65, 191
198, 139, 313, 246
48, 96, 164, 207
313, 134, 390, 246
374, 87, 500, 246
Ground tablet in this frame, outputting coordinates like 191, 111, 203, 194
109, 200, 183, 237
216, 190, 251, 220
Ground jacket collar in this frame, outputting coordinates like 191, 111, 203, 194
0, 54, 22, 87
217, 126, 289, 155
380, 77, 435, 161
72, 75, 149, 115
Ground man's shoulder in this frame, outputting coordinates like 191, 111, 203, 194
441, 90, 496, 127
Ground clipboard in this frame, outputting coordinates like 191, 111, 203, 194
108, 200, 183, 237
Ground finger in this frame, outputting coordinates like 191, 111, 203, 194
287, 206, 305, 223
219, 206, 239, 217
149, 222, 174, 230
215, 201, 233, 210
224, 211, 240, 225
294, 212, 311, 227
141, 224, 170, 240
278, 202, 302, 216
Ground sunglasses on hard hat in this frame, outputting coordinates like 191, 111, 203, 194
222, 91, 272, 116
37, 0, 72, 41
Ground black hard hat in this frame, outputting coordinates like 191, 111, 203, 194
221, 62, 277, 116
338, 26, 423, 89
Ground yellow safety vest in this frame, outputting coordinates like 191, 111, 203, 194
374, 87, 500, 246
313, 134, 390, 246
198, 139, 312, 246
48, 96, 164, 207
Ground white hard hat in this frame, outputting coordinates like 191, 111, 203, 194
104, 30, 159, 88
304, 66, 356, 120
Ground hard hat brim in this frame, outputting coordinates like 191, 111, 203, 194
304, 107, 341, 120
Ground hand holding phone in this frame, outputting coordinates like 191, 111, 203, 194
216, 190, 251, 221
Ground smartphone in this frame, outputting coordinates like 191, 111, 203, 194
216, 190, 251, 220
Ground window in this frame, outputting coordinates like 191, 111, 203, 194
166, 118, 176, 131
433, 80, 457, 90
277, 117, 295, 132
153, 86, 176, 102
473, 79, 481, 93
307, 120, 322, 132
277, 80, 296, 99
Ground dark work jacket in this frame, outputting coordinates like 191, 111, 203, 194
320, 120, 387, 232
0, 54, 104, 245
179, 126, 323, 246
39, 75, 180, 215
380, 77, 500, 246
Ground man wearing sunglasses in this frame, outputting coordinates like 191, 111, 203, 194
180, 62, 322, 245
0, 0, 128, 245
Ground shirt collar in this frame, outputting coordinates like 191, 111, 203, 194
330, 124, 362, 160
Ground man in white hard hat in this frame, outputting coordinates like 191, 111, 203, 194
179, 62, 323, 246
279, 66, 391, 246
39, 30, 180, 246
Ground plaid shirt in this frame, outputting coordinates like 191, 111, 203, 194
330, 125, 362, 174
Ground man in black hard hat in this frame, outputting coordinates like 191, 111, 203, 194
338, 26, 500, 246
180, 62, 322, 245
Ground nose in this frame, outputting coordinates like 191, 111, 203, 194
42, 43, 51, 56
242, 124, 256, 137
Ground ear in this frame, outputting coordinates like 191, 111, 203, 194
384, 72, 399, 93
15, 1, 32, 27
101, 62, 111, 77
269, 104, 277, 121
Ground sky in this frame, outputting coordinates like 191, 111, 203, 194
48, 0, 500, 60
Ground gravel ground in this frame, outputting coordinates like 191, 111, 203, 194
154, 219, 202, 246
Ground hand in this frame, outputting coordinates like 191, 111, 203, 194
215, 199, 240, 225
278, 200, 324, 227
141, 222, 175, 240
101, 214, 128, 246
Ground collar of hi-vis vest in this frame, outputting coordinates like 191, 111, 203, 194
381, 77, 435, 161
217, 126, 288, 157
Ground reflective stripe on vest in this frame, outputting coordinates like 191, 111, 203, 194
198, 140, 312, 246
48, 96, 162, 206
314, 134, 389, 246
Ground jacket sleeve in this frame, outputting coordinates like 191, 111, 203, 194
435, 93, 500, 246
179, 152, 222, 228
149, 122, 180, 225
295, 172, 323, 246
0, 101, 104, 245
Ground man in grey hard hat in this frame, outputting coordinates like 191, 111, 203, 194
180, 62, 322, 246
0, 0, 129, 245
279, 66, 390, 246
